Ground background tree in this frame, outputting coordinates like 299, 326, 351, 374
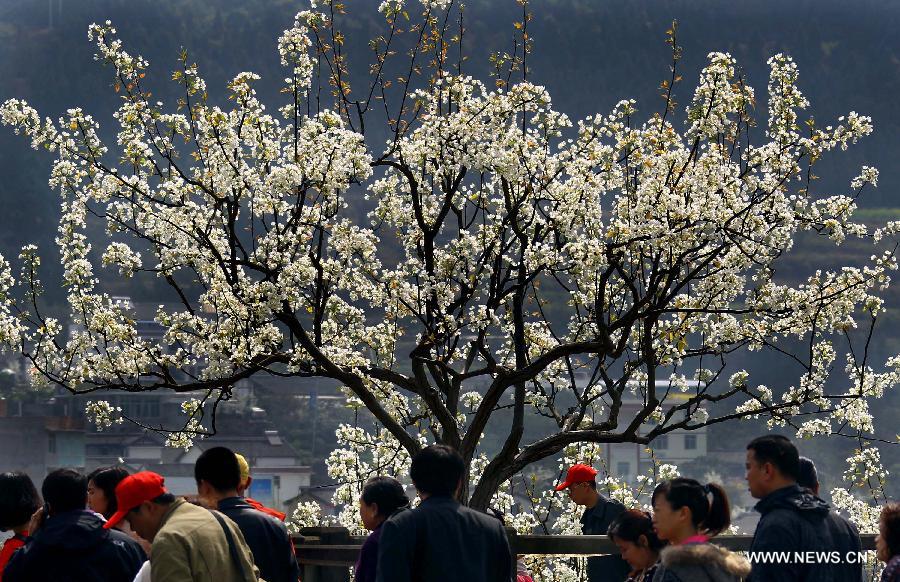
0, 0, 897, 511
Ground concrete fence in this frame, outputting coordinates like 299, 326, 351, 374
293, 527, 878, 582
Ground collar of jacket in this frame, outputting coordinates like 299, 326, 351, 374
580, 495, 610, 524
660, 542, 751, 578
216, 496, 252, 511
158, 497, 188, 531
754, 484, 830, 516
419, 495, 460, 507
32, 509, 107, 550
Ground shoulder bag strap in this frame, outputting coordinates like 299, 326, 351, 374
210, 510, 254, 581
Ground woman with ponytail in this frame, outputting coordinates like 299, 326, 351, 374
650, 478, 750, 582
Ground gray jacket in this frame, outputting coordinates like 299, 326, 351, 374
652, 542, 751, 582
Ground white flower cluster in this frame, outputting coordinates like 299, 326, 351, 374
84, 400, 124, 431
164, 399, 206, 451
378, 0, 404, 16
419, 0, 451, 11
286, 501, 322, 534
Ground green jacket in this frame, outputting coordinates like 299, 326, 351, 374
151, 498, 262, 582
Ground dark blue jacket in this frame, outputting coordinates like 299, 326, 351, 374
376, 495, 513, 582
3, 510, 145, 582
581, 496, 631, 582
748, 485, 863, 582
355, 522, 383, 582
217, 497, 300, 582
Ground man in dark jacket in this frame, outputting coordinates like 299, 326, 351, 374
4, 468, 145, 582
555, 463, 631, 582
746, 435, 863, 582
195, 446, 300, 582
376, 445, 513, 582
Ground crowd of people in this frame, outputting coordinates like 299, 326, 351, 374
565, 435, 879, 582
1, 434, 900, 581
0, 447, 299, 582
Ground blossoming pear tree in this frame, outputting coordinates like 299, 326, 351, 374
0, 0, 898, 517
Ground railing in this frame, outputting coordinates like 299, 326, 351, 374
293, 527, 878, 581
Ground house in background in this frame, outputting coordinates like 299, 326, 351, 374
83, 389, 312, 512
0, 357, 312, 516
597, 381, 709, 483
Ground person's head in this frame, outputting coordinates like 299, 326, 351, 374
797, 456, 819, 496
234, 453, 252, 496
42, 468, 87, 516
409, 445, 465, 499
86, 466, 130, 520
607, 509, 665, 571
359, 476, 409, 530
104, 471, 175, 542
554, 464, 600, 506
746, 435, 799, 499
651, 478, 730, 544
0, 472, 41, 531
194, 447, 241, 500
877, 502, 900, 563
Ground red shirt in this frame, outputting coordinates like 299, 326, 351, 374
0, 534, 26, 582
245, 497, 286, 521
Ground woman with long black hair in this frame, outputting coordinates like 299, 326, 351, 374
86, 466, 129, 522
650, 478, 750, 582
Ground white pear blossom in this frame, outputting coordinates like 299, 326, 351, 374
84, 400, 124, 431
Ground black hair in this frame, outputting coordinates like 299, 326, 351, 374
0, 472, 41, 530
86, 466, 130, 519
42, 468, 87, 514
747, 435, 799, 480
797, 457, 818, 492
608, 509, 666, 552
361, 476, 409, 517
409, 445, 465, 497
652, 478, 731, 537
194, 446, 241, 492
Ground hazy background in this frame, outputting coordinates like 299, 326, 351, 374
1, 0, 899, 500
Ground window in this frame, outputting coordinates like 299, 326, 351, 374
684, 434, 697, 450
86, 444, 124, 457
654, 435, 668, 450
616, 462, 631, 477
116, 396, 161, 419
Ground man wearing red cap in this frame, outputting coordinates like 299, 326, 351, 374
105, 471, 261, 582
556, 463, 630, 582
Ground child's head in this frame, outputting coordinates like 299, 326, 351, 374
878, 502, 900, 563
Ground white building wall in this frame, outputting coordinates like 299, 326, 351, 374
128, 446, 162, 461
256, 457, 297, 468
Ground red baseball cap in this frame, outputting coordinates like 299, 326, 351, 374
103, 471, 168, 530
554, 463, 599, 491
